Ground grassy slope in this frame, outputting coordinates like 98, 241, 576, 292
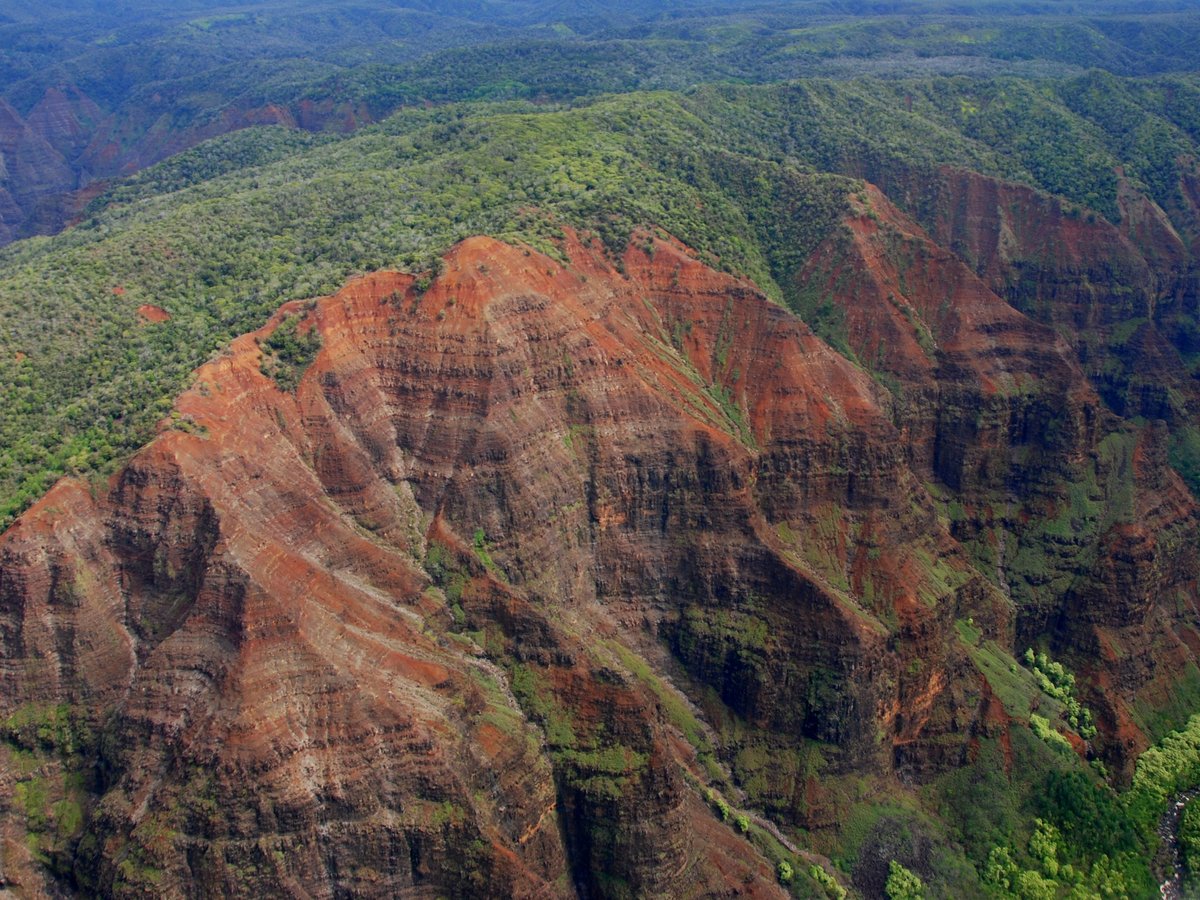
0, 91, 861, 525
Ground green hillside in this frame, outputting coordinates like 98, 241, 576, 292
4, 73, 1200, 527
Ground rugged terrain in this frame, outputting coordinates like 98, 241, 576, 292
0, 84, 365, 246
4, 8, 1200, 894
5, 0, 1200, 247
2, 171, 1199, 893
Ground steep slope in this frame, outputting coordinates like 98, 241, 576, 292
6, 12, 1200, 246
6, 232, 943, 897
11, 77, 1200, 537
886, 165, 1200, 425
798, 186, 1200, 776
0, 84, 364, 245
0, 95, 77, 243
2, 219, 1198, 894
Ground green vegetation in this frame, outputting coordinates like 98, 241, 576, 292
0, 90, 853, 528
671, 603, 774, 724
956, 428, 1144, 629
471, 527, 506, 582
555, 744, 650, 802
424, 540, 468, 613
884, 860, 924, 899
1023, 649, 1097, 739
1133, 664, 1200, 743
809, 863, 847, 899
1129, 714, 1200, 814
706, 786, 731, 822
1, 704, 95, 877
3, 703, 93, 758
509, 660, 649, 801
1182, 801, 1200, 890
1029, 714, 1074, 757
1169, 427, 1200, 497
6, 64, 1200, 530
258, 311, 321, 392
4, 4, 1200, 896
777, 859, 794, 884
1039, 771, 1141, 865
930, 645, 1160, 897
962, 638, 1048, 720
972, 713, 1200, 898
978, 781, 1148, 897
604, 640, 716, 762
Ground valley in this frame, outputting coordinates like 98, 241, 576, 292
4, 2, 1200, 897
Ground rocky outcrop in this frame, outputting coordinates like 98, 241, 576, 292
25, 86, 103, 164
5, 233, 907, 897
1, 221, 1198, 893
873, 165, 1200, 426
793, 183, 1200, 778
0, 95, 77, 241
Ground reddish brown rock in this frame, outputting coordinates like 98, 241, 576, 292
0, 85, 371, 245
874, 165, 1200, 425
3, 233, 853, 897
136, 303, 170, 323
0, 96, 76, 239
799, 183, 1103, 507
813, 177, 1200, 776
2, 223, 1197, 893
26, 86, 103, 162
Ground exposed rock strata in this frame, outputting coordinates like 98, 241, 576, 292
797, 181, 1200, 776
1, 224, 1198, 895
0, 85, 367, 246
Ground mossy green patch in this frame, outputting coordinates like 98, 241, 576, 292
603, 640, 714, 758
1169, 426, 1200, 498
472, 527, 507, 582
3, 703, 93, 756
556, 744, 649, 801
258, 311, 321, 392
954, 617, 981, 646
963, 638, 1049, 720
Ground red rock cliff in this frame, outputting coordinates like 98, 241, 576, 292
1, 226, 1197, 895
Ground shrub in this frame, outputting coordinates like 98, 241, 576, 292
777, 860, 793, 884
808, 864, 847, 900
885, 860, 925, 899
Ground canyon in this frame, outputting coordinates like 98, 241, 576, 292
3, 154, 1200, 893
3, 2, 1200, 894
0, 83, 367, 246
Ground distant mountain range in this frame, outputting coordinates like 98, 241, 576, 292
4, 0, 1200, 244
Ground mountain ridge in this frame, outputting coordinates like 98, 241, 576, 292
2, 222, 1196, 895
5, 8, 1200, 893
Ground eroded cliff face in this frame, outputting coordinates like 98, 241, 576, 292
0, 95, 79, 245
0, 84, 369, 246
798, 183, 1200, 775
1, 218, 1198, 895
896, 168, 1200, 767
878, 164, 1200, 426
1, 233, 922, 897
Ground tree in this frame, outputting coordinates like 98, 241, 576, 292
885, 860, 925, 900
777, 860, 793, 884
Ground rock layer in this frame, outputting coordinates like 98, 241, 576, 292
0, 84, 367, 246
1, 224, 1198, 895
